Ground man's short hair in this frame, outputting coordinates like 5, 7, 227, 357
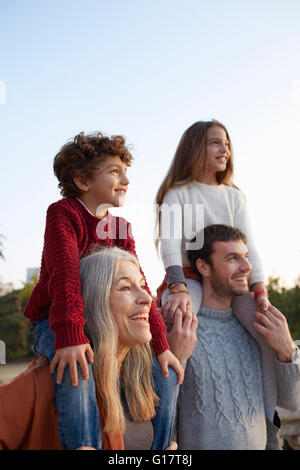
187, 224, 247, 279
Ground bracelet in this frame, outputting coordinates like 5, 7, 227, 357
169, 281, 187, 291
253, 288, 269, 299
169, 289, 190, 295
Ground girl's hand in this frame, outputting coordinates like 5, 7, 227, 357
157, 349, 184, 385
255, 293, 270, 314
166, 309, 198, 364
251, 282, 270, 314
160, 285, 192, 324
50, 343, 94, 386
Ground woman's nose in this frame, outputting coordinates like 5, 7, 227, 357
137, 287, 152, 304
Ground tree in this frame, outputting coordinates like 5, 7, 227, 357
267, 276, 300, 341
0, 280, 14, 297
0, 233, 5, 260
0, 275, 38, 359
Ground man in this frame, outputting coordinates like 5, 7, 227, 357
174, 224, 300, 450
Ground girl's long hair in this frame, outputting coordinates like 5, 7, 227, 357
80, 246, 158, 434
155, 120, 236, 247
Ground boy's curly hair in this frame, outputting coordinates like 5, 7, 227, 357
53, 132, 133, 198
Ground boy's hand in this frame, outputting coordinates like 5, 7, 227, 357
50, 343, 94, 386
165, 441, 178, 450
156, 349, 184, 385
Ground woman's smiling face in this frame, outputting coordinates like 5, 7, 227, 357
109, 259, 152, 357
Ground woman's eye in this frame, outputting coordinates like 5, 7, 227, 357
111, 169, 119, 174
120, 285, 130, 291
141, 284, 148, 290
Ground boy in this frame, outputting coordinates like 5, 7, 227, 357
25, 132, 183, 450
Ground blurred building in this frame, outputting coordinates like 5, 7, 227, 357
26, 267, 40, 283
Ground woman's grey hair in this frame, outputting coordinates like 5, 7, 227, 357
79, 246, 158, 434
80, 246, 139, 350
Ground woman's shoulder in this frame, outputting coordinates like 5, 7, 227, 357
0, 360, 53, 405
0, 359, 60, 450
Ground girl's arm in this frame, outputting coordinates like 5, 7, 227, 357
234, 191, 265, 287
234, 191, 269, 311
159, 188, 185, 271
158, 188, 193, 320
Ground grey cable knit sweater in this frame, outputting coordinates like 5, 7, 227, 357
176, 307, 300, 450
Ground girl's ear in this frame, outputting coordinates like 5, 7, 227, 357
73, 173, 89, 192
196, 258, 211, 278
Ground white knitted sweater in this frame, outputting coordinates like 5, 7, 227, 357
160, 181, 264, 286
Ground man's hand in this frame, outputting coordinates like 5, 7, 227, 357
166, 309, 198, 364
50, 343, 94, 386
253, 305, 297, 362
156, 349, 185, 385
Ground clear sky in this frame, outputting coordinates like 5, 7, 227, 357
1, 0, 300, 293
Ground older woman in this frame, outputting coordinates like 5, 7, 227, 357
0, 247, 182, 450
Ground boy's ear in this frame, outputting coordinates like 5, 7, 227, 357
73, 173, 89, 192
196, 258, 211, 278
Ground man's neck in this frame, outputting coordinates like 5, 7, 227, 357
201, 284, 232, 311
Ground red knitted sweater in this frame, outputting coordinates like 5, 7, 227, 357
24, 198, 168, 354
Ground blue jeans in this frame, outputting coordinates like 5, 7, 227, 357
151, 356, 179, 450
31, 316, 102, 450
31, 317, 179, 450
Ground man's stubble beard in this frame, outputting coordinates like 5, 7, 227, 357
210, 267, 249, 299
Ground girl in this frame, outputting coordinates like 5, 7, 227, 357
155, 120, 277, 422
